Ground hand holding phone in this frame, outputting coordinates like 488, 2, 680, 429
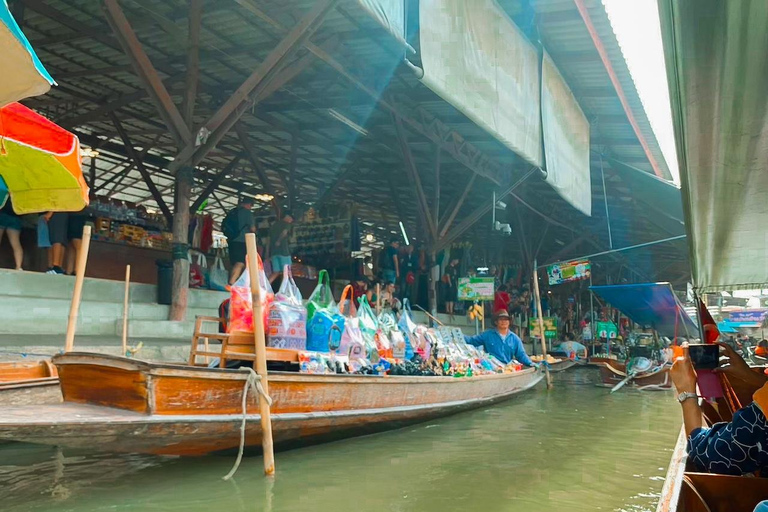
688, 343, 719, 370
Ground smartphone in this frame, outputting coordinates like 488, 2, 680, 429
688, 343, 719, 370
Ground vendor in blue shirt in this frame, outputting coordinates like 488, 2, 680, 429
464, 310, 537, 367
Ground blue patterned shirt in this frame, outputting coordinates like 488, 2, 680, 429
464, 329, 534, 366
687, 401, 768, 475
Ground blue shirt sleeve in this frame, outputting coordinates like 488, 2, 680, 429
510, 333, 534, 367
686, 402, 768, 475
464, 332, 486, 347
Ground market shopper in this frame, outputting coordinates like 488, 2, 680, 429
222, 197, 255, 286
0, 198, 23, 270
379, 238, 399, 284
45, 212, 68, 275
268, 211, 294, 283
670, 342, 768, 475
464, 310, 537, 367
443, 258, 459, 317
64, 208, 87, 275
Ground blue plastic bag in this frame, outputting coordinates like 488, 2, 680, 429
306, 308, 344, 353
37, 216, 51, 248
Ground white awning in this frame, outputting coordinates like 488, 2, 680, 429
659, 0, 768, 292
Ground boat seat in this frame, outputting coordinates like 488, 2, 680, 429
682, 472, 768, 512
188, 316, 299, 367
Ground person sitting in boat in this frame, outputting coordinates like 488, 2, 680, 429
464, 310, 537, 367
755, 339, 768, 359
670, 342, 768, 475
555, 332, 587, 360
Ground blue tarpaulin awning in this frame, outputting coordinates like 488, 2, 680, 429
590, 282, 698, 338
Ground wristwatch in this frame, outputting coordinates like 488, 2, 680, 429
677, 391, 700, 403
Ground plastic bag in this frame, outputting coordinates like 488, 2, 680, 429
267, 265, 307, 350
208, 252, 228, 291
37, 216, 51, 248
307, 270, 335, 323
357, 296, 379, 356
336, 285, 360, 356
397, 299, 417, 359
228, 254, 273, 333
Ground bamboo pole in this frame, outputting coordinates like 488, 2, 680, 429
376, 283, 381, 314
245, 233, 275, 476
122, 265, 131, 356
532, 259, 553, 389
64, 225, 92, 352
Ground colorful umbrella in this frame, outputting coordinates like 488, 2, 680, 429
0, 0, 55, 107
0, 102, 88, 214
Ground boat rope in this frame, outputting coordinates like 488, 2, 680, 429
222, 367, 272, 481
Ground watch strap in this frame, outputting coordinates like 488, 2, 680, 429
677, 391, 699, 403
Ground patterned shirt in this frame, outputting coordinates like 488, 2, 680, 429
687, 384, 768, 475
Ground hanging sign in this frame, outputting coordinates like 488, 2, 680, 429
729, 310, 768, 324
595, 321, 618, 339
529, 317, 558, 339
458, 277, 495, 301
547, 259, 591, 285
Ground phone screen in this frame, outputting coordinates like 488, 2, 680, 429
689, 343, 719, 370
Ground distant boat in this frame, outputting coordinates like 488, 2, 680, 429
0, 352, 543, 456
595, 358, 672, 391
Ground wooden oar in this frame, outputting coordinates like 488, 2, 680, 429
610, 371, 636, 393
121, 265, 131, 357
532, 260, 553, 389
64, 225, 92, 352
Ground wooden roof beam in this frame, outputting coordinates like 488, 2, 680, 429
168, 0, 341, 174
103, 0, 192, 146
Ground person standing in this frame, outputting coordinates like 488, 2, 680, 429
0, 198, 23, 270
45, 212, 69, 275
399, 244, 418, 301
65, 208, 88, 275
443, 258, 459, 317
379, 238, 400, 284
222, 197, 255, 285
268, 211, 294, 282
464, 311, 537, 367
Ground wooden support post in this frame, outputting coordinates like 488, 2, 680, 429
376, 283, 382, 315
438, 174, 476, 238
170, 167, 193, 321
182, 0, 202, 129
245, 233, 275, 476
532, 259, 553, 389
88, 157, 96, 189
434, 144, 441, 224
428, 250, 438, 318
191, 154, 244, 213
64, 225, 92, 352
289, 132, 297, 212
122, 265, 131, 356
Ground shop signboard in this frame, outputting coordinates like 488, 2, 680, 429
729, 309, 768, 324
458, 277, 495, 301
547, 259, 591, 286
595, 321, 618, 339
529, 317, 558, 339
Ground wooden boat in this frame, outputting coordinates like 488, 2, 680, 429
587, 355, 617, 366
0, 352, 543, 456
595, 359, 672, 390
0, 360, 61, 406
656, 373, 768, 511
547, 359, 578, 373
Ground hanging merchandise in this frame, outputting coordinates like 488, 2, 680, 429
307, 270, 335, 323
200, 214, 214, 253
37, 215, 51, 248
267, 265, 307, 350
228, 254, 273, 334
208, 251, 228, 292
189, 251, 207, 289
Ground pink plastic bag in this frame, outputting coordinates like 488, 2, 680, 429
229, 254, 274, 333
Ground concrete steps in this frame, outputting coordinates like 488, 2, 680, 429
0, 269, 226, 339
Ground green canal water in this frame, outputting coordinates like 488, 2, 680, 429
0, 369, 680, 512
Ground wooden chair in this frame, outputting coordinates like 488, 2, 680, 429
188, 315, 299, 368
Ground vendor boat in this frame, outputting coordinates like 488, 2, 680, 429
0, 360, 60, 406
0, 352, 543, 456
596, 358, 671, 390
547, 359, 578, 372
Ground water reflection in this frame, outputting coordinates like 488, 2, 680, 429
0, 369, 680, 512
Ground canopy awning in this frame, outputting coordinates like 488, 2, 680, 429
590, 282, 697, 338
659, 1, 768, 292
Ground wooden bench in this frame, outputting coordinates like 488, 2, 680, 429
188, 315, 299, 368
682, 472, 768, 512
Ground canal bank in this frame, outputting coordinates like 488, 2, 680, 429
0, 369, 680, 512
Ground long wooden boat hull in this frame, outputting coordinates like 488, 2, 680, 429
547, 359, 578, 373
0, 360, 60, 406
0, 353, 543, 456
596, 359, 672, 390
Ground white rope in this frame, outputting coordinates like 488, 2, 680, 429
222, 367, 273, 481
